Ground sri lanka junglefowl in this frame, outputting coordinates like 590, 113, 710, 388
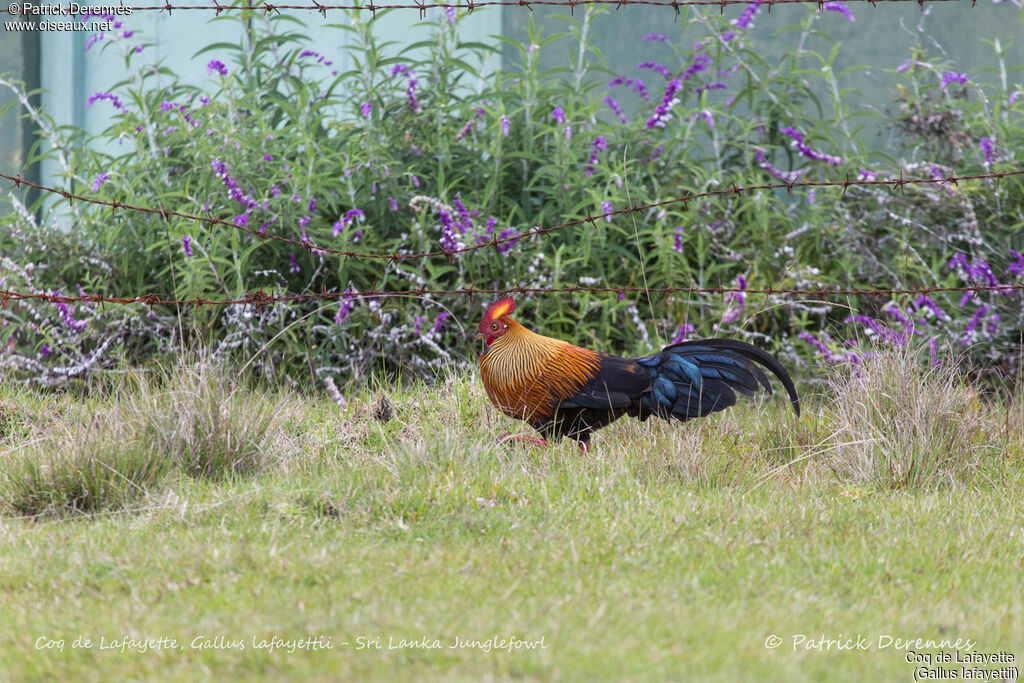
477, 297, 799, 452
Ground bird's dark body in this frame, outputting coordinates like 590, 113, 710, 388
521, 339, 799, 445
477, 298, 800, 448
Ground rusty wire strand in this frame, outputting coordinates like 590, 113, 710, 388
1, 283, 1021, 308
3, 169, 1022, 263
0, 0, 971, 14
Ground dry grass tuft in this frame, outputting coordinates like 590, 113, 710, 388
0, 359, 302, 517
826, 345, 993, 489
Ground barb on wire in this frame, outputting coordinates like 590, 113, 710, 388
3, 169, 1023, 263
0, 0, 967, 12
1, 283, 1021, 308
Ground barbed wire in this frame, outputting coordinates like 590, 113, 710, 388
1, 283, 1021, 309
0, 0, 974, 16
4, 168, 1023, 264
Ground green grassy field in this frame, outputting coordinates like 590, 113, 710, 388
1, 356, 1022, 681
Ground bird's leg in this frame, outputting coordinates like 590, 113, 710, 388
497, 432, 549, 448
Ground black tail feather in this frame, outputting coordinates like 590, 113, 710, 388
634, 338, 800, 422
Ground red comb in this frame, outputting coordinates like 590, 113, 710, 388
482, 297, 515, 323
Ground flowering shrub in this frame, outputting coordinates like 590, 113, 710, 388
1, 3, 1022, 387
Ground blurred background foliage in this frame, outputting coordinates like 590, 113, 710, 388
0, 1, 1022, 390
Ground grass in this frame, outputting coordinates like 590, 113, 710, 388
1, 351, 1022, 681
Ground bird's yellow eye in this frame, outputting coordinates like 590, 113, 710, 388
490, 322, 499, 331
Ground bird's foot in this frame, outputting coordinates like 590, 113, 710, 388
497, 432, 549, 448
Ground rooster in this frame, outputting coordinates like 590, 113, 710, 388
477, 297, 799, 451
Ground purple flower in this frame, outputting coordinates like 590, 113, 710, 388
410, 174, 420, 188
798, 331, 837, 361
940, 71, 968, 90
391, 63, 411, 78
731, 1, 761, 30
682, 54, 712, 81
638, 62, 673, 80
87, 92, 124, 111
452, 198, 473, 233
90, 172, 110, 192
333, 208, 365, 236
207, 60, 228, 76
444, 5, 456, 25
673, 226, 685, 252
180, 234, 194, 257
979, 137, 998, 164
754, 149, 803, 183
298, 50, 332, 65
724, 274, 747, 308
601, 201, 613, 223
500, 115, 510, 136
1006, 249, 1024, 277
50, 290, 87, 333
496, 227, 520, 254
609, 77, 650, 101
643, 33, 668, 42
334, 288, 355, 324
389, 196, 399, 211
432, 311, 452, 334
584, 136, 607, 177
84, 34, 103, 51
406, 76, 421, 113
437, 210, 462, 251
1010, 91, 1023, 105
823, 1, 854, 22
262, 154, 273, 161
914, 295, 949, 321
299, 215, 311, 230
961, 306, 990, 345
603, 96, 627, 124
696, 82, 727, 95
552, 106, 566, 124
289, 253, 300, 274
672, 323, 694, 344
883, 303, 913, 329
845, 314, 884, 337
779, 126, 843, 166
360, 102, 372, 118
646, 77, 682, 129
564, 125, 572, 141
40, 343, 51, 358
949, 254, 1000, 286
455, 108, 484, 140
414, 315, 425, 335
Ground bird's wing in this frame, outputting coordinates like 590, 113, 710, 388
554, 350, 651, 411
